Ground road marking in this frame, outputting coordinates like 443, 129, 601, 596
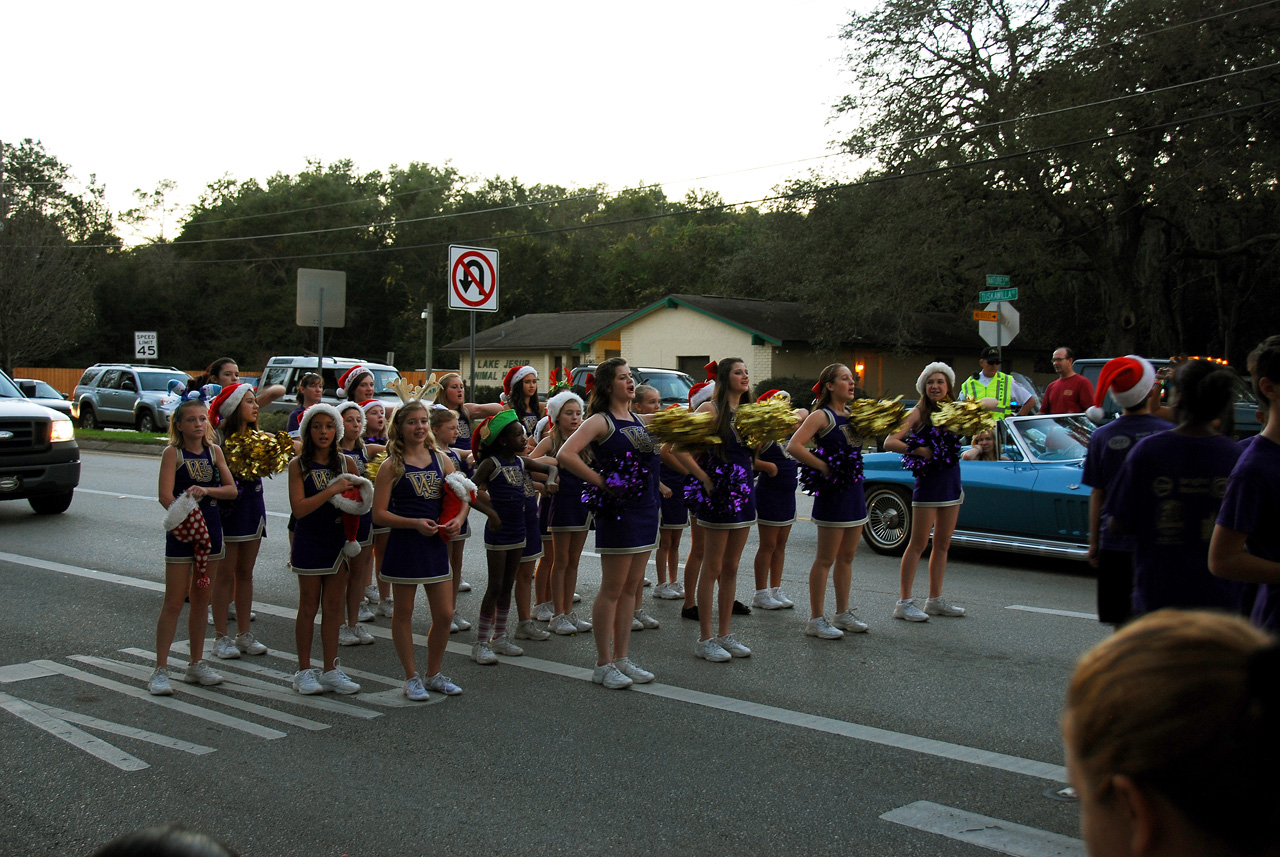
76, 488, 292, 518
0, 663, 59, 683
881, 801, 1083, 856
1007, 605, 1096, 620
33, 660, 286, 739
21, 698, 215, 755
0, 691, 149, 771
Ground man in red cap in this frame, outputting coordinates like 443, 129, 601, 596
1080, 355, 1172, 627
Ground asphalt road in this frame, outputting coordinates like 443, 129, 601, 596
0, 450, 1107, 856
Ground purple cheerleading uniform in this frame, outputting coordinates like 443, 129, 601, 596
659, 462, 689, 530
451, 410, 475, 478
522, 472, 545, 562
442, 447, 471, 539
808, 409, 869, 526
287, 407, 304, 438
483, 455, 528, 551
519, 410, 540, 439
379, 456, 450, 584
222, 475, 266, 542
755, 440, 799, 526
590, 412, 661, 554
290, 463, 348, 575
341, 447, 374, 546
1217, 434, 1280, 632
697, 422, 757, 529
1109, 432, 1245, 616
550, 458, 591, 532
166, 447, 226, 563
911, 425, 963, 508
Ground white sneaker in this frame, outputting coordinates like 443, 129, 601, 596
573, 592, 582, 603
833, 609, 870, 633
318, 663, 361, 694
357, 602, 375, 623
550, 613, 577, 636
490, 636, 524, 657
653, 582, 680, 600
458, 580, 472, 592
183, 660, 223, 686
471, 641, 498, 665
377, 600, 394, 618
772, 587, 795, 608
352, 624, 375, 645
694, 638, 732, 662
894, 599, 930, 622
673, 582, 686, 598
925, 596, 966, 617
148, 667, 173, 696
592, 662, 633, 689
533, 601, 555, 622
404, 674, 430, 701
805, 616, 844, 639
643, 577, 653, 588
453, 614, 472, 632
715, 633, 752, 658
235, 631, 268, 655
514, 619, 550, 641
634, 609, 660, 629
338, 624, 360, 647
752, 589, 784, 610
425, 672, 463, 695
213, 635, 240, 660
568, 611, 592, 632
364, 584, 380, 605
632, 616, 644, 631
293, 668, 323, 695
614, 657, 655, 684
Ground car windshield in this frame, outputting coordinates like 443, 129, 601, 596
139, 371, 193, 392
0, 373, 23, 398
30, 380, 62, 398
1008, 415, 1093, 462
637, 371, 694, 404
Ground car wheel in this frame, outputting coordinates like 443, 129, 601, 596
136, 411, 157, 433
29, 491, 74, 515
863, 485, 912, 556
78, 406, 97, 430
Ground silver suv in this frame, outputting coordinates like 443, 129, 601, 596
74, 364, 193, 432
257, 356, 403, 415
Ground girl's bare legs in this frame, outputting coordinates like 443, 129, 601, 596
319, 569, 348, 671
832, 526, 861, 614
423, 581, 454, 677
899, 507, 939, 599
346, 547, 373, 627
390, 582, 420, 678
754, 525, 780, 593
552, 530, 587, 617
808, 526, 843, 617
230, 541, 260, 635
926, 506, 960, 597
157, 564, 205, 669
767, 524, 790, 589
682, 520, 704, 610
593, 554, 629, 665
295, 576, 322, 671
716, 529, 749, 638
614, 552, 650, 659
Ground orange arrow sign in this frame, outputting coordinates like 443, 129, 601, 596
973, 310, 998, 322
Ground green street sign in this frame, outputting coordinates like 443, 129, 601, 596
986, 274, 1010, 287
980, 287, 1018, 302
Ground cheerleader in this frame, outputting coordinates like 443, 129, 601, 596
677, 359, 756, 662
198, 357, 286, 410
336, 401, 380, 646
752, 390, 804, 612
557, 358, 660, 688
654, 428, 690, 602
787, 366, 868, 638
207, 383, 271, 661
530, 388, 594, 636
151, 397, 238, 695
287, 372, 324, 444
359, 399, 395, 616
372, 400, 470, 700
502, 365, 543, 443
428, 406, 474, 633
679, 369, 718, 621
471, 411, 558, 664
630, 384, 664, 630
512, 447, 553, 644
288, 405, 366, 695
884, 363, 970, 622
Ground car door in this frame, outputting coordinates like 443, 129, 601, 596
954, 423, 1041, 537
93, 370, 123, 424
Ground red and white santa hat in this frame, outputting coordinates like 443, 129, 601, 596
336, 400, 366, 436
336, 365, 373, 399
689, 380, 716, 409
299, 403, 345, 443
757, 389, 790, 404
1086, 356, 1156, 422
359, 399, 384, 415
501, 365, 537, 403
207, 383, 253, 426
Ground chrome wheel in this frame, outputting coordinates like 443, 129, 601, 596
863, 485, 911, 555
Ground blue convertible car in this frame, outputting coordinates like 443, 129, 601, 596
860, 414, 1094, 560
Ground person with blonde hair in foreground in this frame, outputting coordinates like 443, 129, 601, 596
1063, 609, 1278, 856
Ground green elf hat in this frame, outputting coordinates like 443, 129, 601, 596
472, 408, 521, 456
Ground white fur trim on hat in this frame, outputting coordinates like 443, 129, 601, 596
546, 390, 584, 425
359, 399, 384, 414
690, 380, 716, 410
328, 473, 374, 515
215, 383, 252, 421
1086, 355, 1155, 422
508, 365, 537, 391
162, 491, 200, 531
336, 401, 366, 436
299, 403, 344, 443
916, 362, 956, 398
445, 470, 477, 502
337, 366, 373, 400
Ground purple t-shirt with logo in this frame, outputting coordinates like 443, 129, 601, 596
1216, 434, 1280, 632
1109, 432, 1244, 615
1081, 414, 1174, 551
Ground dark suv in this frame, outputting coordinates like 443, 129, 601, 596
74, 364, 193, 432
0, 368, 80, 514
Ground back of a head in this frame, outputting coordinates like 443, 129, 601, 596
1173, 360, 1237, 428
1065, 610, 1276, 854
1249, 336, 1280, 399
91, 824, 239, 857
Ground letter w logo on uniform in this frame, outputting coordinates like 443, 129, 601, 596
408, 470, 441, 498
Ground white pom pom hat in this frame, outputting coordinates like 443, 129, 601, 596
299, 403, 344, 443
916, 362, 956, 397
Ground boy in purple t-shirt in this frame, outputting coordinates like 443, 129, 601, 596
1081, 356, 1172, 625
1211, 336, 1280, 631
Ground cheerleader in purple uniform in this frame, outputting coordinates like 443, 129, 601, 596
788, 366, 871, 639
288, 405, 366, 696
558, 359, 661, 689
512, 454, 553, 644
747, 390, 804, 614
336, 402, 381, 646
208, 383, 271, 661
655, 434, 690, 601
359, 398, 396, 616
286, 372, 324, 440
884, 363, 972, 622
677, 358, 757, 663
372, 400, 471, 700
429, 406, 474, 634
502, 365, 544, 447
150, 398, 238, 695
530, 389, 594, 636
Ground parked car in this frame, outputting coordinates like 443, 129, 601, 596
0, 368, 80, 514
860, 414, 1094, 560
257, 356, 403, 415
15, 378, 78, 420
74, 364, 194, 432
1073, 357, 1260, 439
569, 365, 695, 406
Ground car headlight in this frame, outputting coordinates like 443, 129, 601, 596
50, 419, 75, 443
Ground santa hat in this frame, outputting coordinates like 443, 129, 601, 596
439, 471, 478, 543
501, 366, 537, 403
547, 389, 584, 424
916, 362, 956, 398
299, 403, 345, 443
1087, 356, 1156, 422
704, 361, 719, 382
336, 401, 366, 436
328, 474, 374, 557
757, 389, 790, 404
689, 380, 716, 409
359, 399, 384, 415
207, 383, 253, 426
336, 365, 373, 399
162, 492, 213, 589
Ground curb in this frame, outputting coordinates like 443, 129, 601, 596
78, 439, 167, 458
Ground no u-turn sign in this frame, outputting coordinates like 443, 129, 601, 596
448, 245, 499, 312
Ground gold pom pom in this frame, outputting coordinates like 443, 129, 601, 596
846, 396, 908, 437
733, 399, 800, 447
366, 451, 388, 480
646, 407, 723, 451
931, 400, 997, 436
223, 429, 293, 480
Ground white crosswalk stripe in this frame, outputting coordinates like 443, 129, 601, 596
881, 801, 1084, 856
0, 691, 149, 772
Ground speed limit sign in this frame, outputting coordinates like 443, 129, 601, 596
134, 331, 158, 360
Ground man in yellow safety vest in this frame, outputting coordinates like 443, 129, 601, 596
959, 347, 1038, 417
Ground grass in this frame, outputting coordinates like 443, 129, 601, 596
75, 428, 168, 444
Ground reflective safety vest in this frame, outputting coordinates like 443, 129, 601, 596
961, 372, 1013, 417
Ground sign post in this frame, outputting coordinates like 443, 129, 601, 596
134, 331, 158, 363
448, 245, 499, 395
297, 269, 347, 375
978, 275, 1019, 359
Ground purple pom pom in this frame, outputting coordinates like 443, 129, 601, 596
687, 458, 752, 519
900, 426, 962, 476
581, 450, 649, 521
799, 444, 865, 496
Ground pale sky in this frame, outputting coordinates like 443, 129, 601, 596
6, 1, 872, 243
